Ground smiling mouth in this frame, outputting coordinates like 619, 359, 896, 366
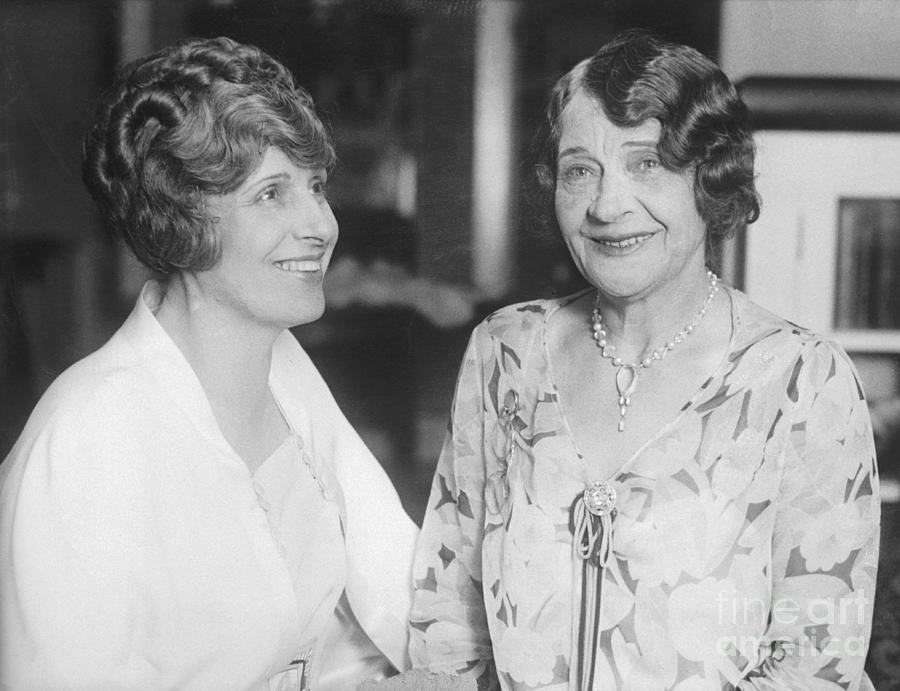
274, 259, 323, 273
592, 233, 654, 250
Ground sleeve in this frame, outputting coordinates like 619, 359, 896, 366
0, 397, 159, 689
284, 338, 420, 675
329, 402, 420, 675
739, 341, 880, 690
409, 326, 498, 689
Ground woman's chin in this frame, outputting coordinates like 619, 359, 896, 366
263, 293, 326, 331
288, 302, 326, 329
583, 268, 657, 301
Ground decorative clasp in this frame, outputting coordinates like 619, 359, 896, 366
573, 480, 618, 567
583, 480, 617, 517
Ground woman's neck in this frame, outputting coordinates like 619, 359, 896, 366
593, 268, 717, 365
154, 275, 278, 415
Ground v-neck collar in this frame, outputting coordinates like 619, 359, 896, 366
119, 281, 304, 470
540, 284, 746, 483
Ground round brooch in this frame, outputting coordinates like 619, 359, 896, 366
583, 480, 617, 516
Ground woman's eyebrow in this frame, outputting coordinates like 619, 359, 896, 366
247, 171, 291, 187
557, 146, 590, 158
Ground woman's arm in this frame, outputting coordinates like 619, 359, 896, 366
0, 389, 157, 689
409, 327, 498, 689
739, 341, 880, 689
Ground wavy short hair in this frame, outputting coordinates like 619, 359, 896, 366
534, 30, 759, 258
83, 36, 335, 274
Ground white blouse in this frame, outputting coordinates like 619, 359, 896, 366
0, 281, 418, 690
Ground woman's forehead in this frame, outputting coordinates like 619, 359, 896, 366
558, 92, 661, 154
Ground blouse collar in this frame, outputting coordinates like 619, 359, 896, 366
116, 281, 247, 459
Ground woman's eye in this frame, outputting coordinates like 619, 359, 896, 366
559, 165, 597, 189
311, 179, 329, 198
258, 186, 279, 202
562, 165, 589, 179
634, 156, 662, 174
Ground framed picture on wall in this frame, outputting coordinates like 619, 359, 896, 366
735, 77, 900, 353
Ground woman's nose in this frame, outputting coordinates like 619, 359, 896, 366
293, 194, 337, 243
587, 173, 631, 223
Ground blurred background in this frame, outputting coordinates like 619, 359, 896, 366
2, 0, 899, 686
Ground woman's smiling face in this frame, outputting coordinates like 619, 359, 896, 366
195, 146, 338, 330
554, 90, 708, 301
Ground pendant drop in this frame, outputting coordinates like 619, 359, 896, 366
614, 365, 638, 433
615, 365, 637, 397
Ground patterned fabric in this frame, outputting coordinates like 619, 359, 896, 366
410, 286, 880, 690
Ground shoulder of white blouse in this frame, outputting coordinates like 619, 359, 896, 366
13, 331, 154, 451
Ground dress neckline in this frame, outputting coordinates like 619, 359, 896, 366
250, 389, 299, 479
252, 433, 300, 480
540, 284, 740, 483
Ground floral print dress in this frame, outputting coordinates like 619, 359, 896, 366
409, 286, 880, 691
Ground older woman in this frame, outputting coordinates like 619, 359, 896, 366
0, 37, 417, 689
409, 31, 880, 690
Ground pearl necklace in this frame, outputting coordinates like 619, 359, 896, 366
591, 271, 719, 432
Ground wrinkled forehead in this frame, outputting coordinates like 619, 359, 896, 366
557, 91, 661, 159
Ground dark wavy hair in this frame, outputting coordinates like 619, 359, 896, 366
534, 30, 760, 258
82, 36, 335, 274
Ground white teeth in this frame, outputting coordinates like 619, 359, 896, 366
275, 260, 321, 272
598, 234, 651, 249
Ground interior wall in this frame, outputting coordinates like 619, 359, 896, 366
720, 0, 900, 80
0, 0, 119, 455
